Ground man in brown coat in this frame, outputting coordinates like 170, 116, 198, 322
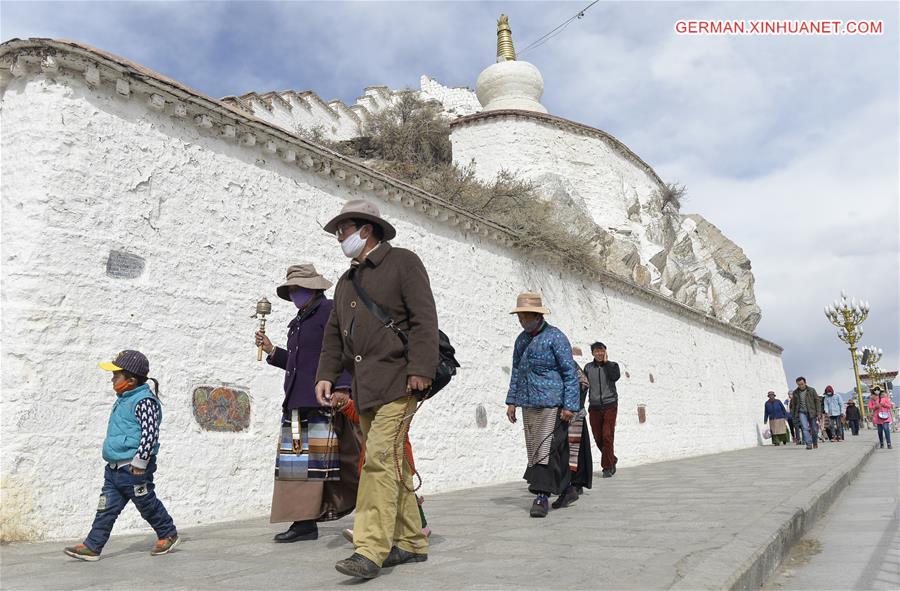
315, 199, 438, 579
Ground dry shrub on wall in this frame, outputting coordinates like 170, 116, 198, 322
652, 182, 688, 249
295, 124, 330, 144
660, 183, 686, 213
306, 91, 606, 272
363, 92, 452, 167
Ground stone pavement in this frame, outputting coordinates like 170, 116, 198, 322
764, 443, 899, 590
0, 438, 876, 590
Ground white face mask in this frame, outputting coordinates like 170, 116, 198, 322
341, 229, 367, 258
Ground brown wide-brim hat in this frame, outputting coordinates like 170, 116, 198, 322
323, 199, 397, 241
276, 264, 332, 301
510, 291, 550, 315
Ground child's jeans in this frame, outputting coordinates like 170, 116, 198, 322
84, 457, 176, 553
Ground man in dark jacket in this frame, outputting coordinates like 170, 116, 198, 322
845, 399, 861, 436
790, 376, 822, 450
583, 342, 621, 477
315, 200, 438, 580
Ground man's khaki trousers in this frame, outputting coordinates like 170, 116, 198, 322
353, 396, 427, 565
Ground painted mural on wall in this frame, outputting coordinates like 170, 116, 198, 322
192, 386, 251, 432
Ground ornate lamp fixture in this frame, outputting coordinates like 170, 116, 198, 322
824, 292, 869, 418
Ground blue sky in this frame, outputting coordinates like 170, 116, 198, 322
3, 1, 898, 394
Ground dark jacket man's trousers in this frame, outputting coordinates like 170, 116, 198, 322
588, 405, 618, 471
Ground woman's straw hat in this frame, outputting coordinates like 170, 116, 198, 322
510, 291, 550, 315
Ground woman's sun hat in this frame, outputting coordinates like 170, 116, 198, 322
276, 264, 333, 301
510, 291, 550, 315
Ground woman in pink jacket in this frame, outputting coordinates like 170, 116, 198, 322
867, 386, 893, 449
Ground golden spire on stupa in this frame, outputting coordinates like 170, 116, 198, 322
496, 14, 517, 62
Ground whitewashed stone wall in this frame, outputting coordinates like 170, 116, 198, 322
451, 115, 762, 330
230, 91, 363, 141
453, 116, 658, 236
1, 65, 785, 541
232, 78, 480, 142
418, 76, 482, 118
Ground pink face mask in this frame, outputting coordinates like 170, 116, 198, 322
290, 288, 315, 309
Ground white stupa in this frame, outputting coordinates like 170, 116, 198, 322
475, 15, 548, 114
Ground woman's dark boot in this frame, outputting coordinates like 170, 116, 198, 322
551, 486, 579, 509
530, 495, 549, 517
274, 520, 318, 542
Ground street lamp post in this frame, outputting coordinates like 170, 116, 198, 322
824, 292, 869, 423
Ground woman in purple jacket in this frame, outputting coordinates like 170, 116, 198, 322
255, 264, 358, 542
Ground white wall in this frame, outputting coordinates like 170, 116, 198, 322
451, 116, 762, 330
0, 73, 786, 541
419, 76, 482, 118
452, 116, 667, 251
243, 77, 480, 143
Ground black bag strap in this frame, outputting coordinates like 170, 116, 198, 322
348, 268, 409, 347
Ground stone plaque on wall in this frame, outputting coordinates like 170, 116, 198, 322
475, 404, 488, 428
192, 386, 251, 432
106, 250, 145, 279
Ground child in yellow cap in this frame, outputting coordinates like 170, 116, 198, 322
64, 350, 178, 560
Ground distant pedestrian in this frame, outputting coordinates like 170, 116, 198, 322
64, 351, 178, 562
785, 391, 800, 444
505, 292, 580, 518
764, 391, 790, 445
822, 414, 834, 441
790, 377, 822, 450
868, 386, 893, 449
845, 399, 861, 436
819, 404, 829, 442
551, 346, 593, 509
822, 385, 845, 441
584, 341, 621, 477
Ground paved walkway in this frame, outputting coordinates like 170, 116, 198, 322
0, 438, 875, 590
765, 443, 899, 590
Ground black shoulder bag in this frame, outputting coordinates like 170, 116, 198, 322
349, 269, 459, 398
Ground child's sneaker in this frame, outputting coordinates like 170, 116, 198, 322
63, 543, 100, 562
151, 535, 179, 556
